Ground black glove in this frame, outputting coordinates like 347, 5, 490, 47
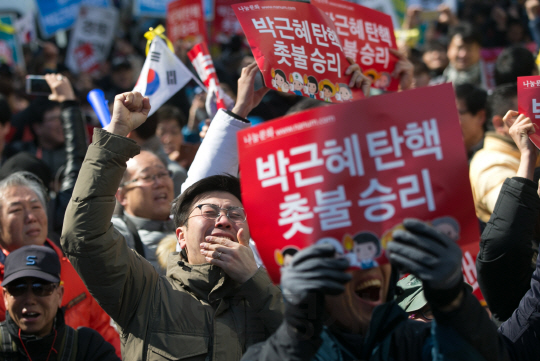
281, 244, 351, 338
386, 218, 463, 308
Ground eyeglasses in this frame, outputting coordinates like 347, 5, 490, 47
5, 281, 59, 297
191, 204, 247, 223
121, 170, 172, 187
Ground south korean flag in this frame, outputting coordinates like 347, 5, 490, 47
133, 37, 206, 116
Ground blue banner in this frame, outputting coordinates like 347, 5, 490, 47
133, 0, 169, 18
36, 0, 110, 38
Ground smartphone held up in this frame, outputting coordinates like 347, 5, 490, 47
25, 75, 52, 96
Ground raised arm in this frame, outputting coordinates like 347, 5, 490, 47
477, 111, 539, 324
61, 92, 160, 327
44, 74, 88, 235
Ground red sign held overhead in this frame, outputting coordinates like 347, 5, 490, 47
518, 75, 540, 149
167, 0, 208, 45
237, 83, 483, 301
233, 1, 364, 103
213, 0, 244, 44
188, 43, 226, 110
311, 0, 399, 92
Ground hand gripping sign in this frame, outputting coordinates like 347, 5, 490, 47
518, 75, 540, 149
233, 1, 364, 103
238, 83, 483, 301
311, 0, 399, 92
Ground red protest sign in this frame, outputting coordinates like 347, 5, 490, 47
312, 0, 399, 92
73, 43, 99, 75
238, 83, 483, 300
518, 75, 540, 149
188, 42, 226, 110
233, 1, 364, 103
167, 0, 208, 44
213, 0, 244, 43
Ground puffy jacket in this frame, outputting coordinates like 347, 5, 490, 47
477, 177, 538, 325
0, 240, 121, 358
61, 128, 283, 360
469, 133, 540, 222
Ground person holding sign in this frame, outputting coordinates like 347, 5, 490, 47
478, 111, 540, 325
61, 89, 283, 360
240, 219, 511, 360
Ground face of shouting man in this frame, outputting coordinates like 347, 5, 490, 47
176, 191, 250, 265
325, 264, 392, 335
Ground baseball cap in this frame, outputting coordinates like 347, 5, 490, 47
395, 274, 427, 313
2, 245, 61, 286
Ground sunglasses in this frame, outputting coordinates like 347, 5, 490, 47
4, 281, 59, 297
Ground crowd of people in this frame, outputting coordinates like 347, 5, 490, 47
1, 0, 540, 360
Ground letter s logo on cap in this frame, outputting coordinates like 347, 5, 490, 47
26, 255, 36, 265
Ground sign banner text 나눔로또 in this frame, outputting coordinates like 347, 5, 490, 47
518, 75, 540, 149
311, 0, 399, 92
237, 83, 482, 300
233, 1, 364, 103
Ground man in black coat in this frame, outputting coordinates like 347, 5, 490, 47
0, 245, 119, 360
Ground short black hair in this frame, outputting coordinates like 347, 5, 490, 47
448, 22, 482, 46
156, 104, 187, 128
282, 247, 298, 257
487, 84, 517, 130
0, 93, 11, 126
424, 39, 447, 53
455, 83, 487, 116
133, 112, 158, 140
412, 58, 430, 77
172, 174, 242, 227
274, 69, 286, 81
494, 46, 536, 86
307, 76, 318, 87
28, 98, 60, 125
353, 232, 381, 255
286, 98, 326, 115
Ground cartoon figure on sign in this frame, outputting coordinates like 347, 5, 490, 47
344, 232, 381, 269
375, 72, 392, 90
275, 246, 299, 271
271, 68, 289, 93
305, 75, 318, 99
364, 69, 379, 83
289, 72, 304, 96
431, 216, 461, 241
381, 223, 405, 250
318, 79, 336, 102
336, 84, 353, 102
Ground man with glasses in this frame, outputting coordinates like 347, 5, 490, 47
61, 85, 283, 360
0, 245, 119, 360
113, 150, 176, 274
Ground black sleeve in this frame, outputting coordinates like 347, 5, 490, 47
498, 242, 540, 361
432, 285, 511, 361
241, 323, 322, 361
53, 101, 88, 235
76, 327, 121, 361
477, 177, 538, 324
